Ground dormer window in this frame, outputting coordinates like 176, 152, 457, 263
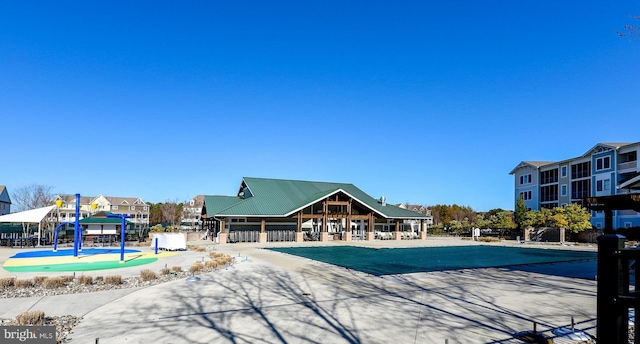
596, 156, 610, 171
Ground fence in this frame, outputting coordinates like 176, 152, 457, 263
597, 234, 639, 343
227, 229, 297, 243
267, 230, 296, 242
228, 230, 259, 243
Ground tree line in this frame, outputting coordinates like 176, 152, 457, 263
9, 184, 594, 237
428, 199, 593, 238
428, 204, 515, 235
8, 184, 189, 229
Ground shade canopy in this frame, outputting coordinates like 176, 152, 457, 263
0, 205, 56, 224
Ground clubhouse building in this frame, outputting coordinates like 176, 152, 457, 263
202, 177, 432, 244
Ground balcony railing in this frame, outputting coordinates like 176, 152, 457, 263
618, 161, 637, 170
540, 177, 559, 185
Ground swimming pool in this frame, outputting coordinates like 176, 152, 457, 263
266, 245, 597, 276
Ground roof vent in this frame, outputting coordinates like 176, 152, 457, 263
380, 196, 386, 206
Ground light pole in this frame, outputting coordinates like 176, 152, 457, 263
107, 213, 130, 263
78, 202, 97, 252
136, 211, 142, 241
55, 199, 63, 246
73, 194, 81, 257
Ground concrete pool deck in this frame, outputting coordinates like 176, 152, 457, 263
0, 237, 598, 343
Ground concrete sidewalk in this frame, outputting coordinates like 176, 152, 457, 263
0, 238, 598, 343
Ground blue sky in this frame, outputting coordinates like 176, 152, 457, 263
2, 1, 639, 211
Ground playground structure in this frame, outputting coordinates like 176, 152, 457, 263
49, 194, 128, 262
0, 194, 173, 273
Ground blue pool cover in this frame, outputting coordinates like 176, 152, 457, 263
266, 245, 597, 276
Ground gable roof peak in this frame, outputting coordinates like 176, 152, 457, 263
583, 142, 635, 156
509, 161, 554, 175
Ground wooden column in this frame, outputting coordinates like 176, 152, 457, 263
420, 219, 427, 239
296, 211, 304, 242
394, 220, 402, 240
366, 213, 375, 241
259, 219, 267, 243
218, 220, 227, 244
344, 199, 352, 241
321, 201, 329, 242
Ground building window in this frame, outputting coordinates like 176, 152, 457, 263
561, 184, 567, 196
596, 223, 602, 229
130, 206, 135, 210
596, 156, 611, 171
540, 185, 558, 202
540, 169, 558, 184
571, 179, 591, 199
626, 222, 632, 229
561, 166, 567, 178
519, 174, 532, 185
604, 179, 610, 191
519, 191, 532, 200
571, 162, 591, 179
597, 180, 603, 192
113, 205, 118, 210
143, 206, 148, 211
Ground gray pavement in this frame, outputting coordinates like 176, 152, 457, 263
0, 238, 598, 343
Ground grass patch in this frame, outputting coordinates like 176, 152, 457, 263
16, 310, 45, 325
205, 260, 219, 269
189, 263, 203, 274
15, 279, 34, 288
33, 276, 47, 285
77, 275, 94, 285
140, 269, 156, 281
43, 277, 67, 289
105, 275, 122, 285
0, 277, 16, 289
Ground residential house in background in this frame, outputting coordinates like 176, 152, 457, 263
181, 195, 204, 230
397, 203, 434, 228
0, 186, 10, 216
510, 142, 640, 229
52, 194, 150, 231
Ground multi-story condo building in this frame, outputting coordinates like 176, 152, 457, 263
510, 142, 639, 230
52, 194, 150, 230
0, 186, 10, 216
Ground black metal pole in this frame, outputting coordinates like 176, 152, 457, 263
597, 234, 627, 343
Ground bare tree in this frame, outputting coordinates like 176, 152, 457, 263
617, 15, 640, 39
10, 184, 55, 212
160, 199, 182, 230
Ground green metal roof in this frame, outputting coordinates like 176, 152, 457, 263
203, 177, 429, 219
79, 217, 132, 224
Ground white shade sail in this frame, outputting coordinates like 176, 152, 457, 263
0, 205, 56, 223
